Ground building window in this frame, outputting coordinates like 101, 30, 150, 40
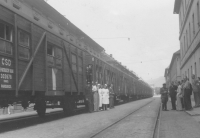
71, 54, 77, 72
55, 48, 62, 59
193, 14, 195, 34
18, 46, 29, 59
0, 22, 13, 55
47, 44, 54, 56
195, 62, 197, 76
191, 66, 193, 80
189, 23, 191, 44
179, 11, 182, 29
47, 43, 62, 68
185, 71, 187, 78
185, 0, 187, 12
180, 43, 182, 58
197, 2, 200, 27
18, 30, 30, 59
0, 40, 12, 55
181, 3, 184, 20
78, 57, 83, 74
18, 30, 29, 47
186, 30, 188, 48
183, 0, 185, 16
0, 22, 13, 42
184, 36, 186, 54
55, 59, 62, 68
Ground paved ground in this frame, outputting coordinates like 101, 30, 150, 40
92, 97, 160, 138
0, 98, 157, 138
159, 100, 200, 138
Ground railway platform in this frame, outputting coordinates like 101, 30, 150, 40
158, 100, 200, 138
0, 98, 158, 138
2, 96, 200, 138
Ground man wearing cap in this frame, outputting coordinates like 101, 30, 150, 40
109, 84, 115, 109
160, 83, 168, 111
169, 81, 177, 110
191, 75, 200, 107
85, 84, 93, 113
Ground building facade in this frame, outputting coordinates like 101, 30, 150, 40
164, 67, 170, 87
174, 0, 200, 81
167, 50, 181, 84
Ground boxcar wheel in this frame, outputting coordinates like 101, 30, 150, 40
63, 98, 73, 116
36, 98, 46, 117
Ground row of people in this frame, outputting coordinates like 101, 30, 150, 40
160, 76, 197, 111
92, 83, 115, 112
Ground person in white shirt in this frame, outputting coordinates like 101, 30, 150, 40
176, 81, 183, 111
92, 82, 99, 111
98, 84, 102, 110
102, 84, 109, 110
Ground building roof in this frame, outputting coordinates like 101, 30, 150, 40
168, 50, 180, 72
173, 0, 181, 14
24, 0, 104, 52
164, 67, 169, 77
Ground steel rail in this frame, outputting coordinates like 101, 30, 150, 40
90, 99, 156, 138
152, 102, 162, 138
154, 102, 162, 138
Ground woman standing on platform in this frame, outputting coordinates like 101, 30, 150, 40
92, 82, 99, 112
102, 84, 109, 110
183, 78, 193, 111
176, 81, 183, 111
98, 84, 103, 110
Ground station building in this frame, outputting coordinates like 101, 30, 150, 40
168, 50, 181, 83
174, 0, 200, 81
164, 67, 170, 87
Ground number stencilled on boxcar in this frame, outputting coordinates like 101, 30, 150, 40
0, 57, 14, 89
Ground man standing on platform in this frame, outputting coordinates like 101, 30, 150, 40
169, 81, 177, 110
109, 84, 115, 109
85, 84, 93, 113
160, 83, 168, 111
92, 82, 99, 112
191, 75, 200, 107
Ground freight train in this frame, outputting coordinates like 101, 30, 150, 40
0, 0, 153, 117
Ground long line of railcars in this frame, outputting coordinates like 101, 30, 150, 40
0, 0, 153, 117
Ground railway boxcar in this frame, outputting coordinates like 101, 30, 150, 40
0, 0, 153, 117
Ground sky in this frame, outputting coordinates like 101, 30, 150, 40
46, 0, 180, 83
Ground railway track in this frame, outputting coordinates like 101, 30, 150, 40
90, 99, 161, 138
0, 98, 161, 137
0, 98, 160, 137
153, 103, 162, 138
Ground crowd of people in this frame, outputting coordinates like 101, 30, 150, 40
87, 82, 115, 112
160, 75, 200, 111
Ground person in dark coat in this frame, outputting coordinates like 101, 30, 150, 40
183, 78, 193, 111
180, 80, 185, 109
92, 82, 99, 112
85, 84, 93, 113
109, 84, 115, 109
160, 83, 168, 111
191, 75, 200, 107
169, 81, 177, 110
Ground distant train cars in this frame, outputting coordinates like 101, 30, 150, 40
0, 0, 153, 117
